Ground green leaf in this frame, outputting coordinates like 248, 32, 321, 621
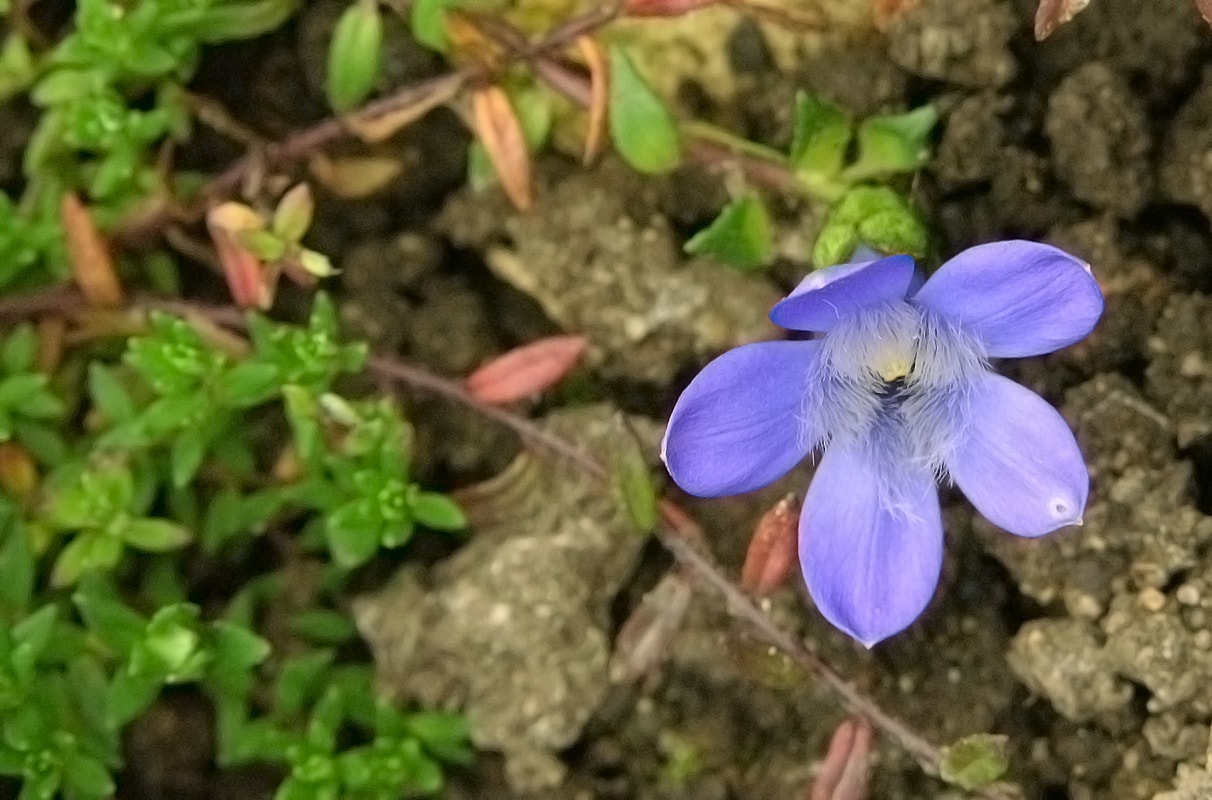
87, 364, 136, 424
788, 90, 851, 196
72, 575, 146, 655
683, 194, 773, 271
325, 501, 382, 568
106, 671, 161, 727
404, 712, 473, 765
207, 621, 270, 697
288, 609, 358, 645
0, 325, 36, 373
61, 752, 114, 800
50, 534, 123, 587
811, 185, 929, 268
608, 426, 659, 535
608, 46, 681, 174
843, 105, 937, 183
121, 518, 192, 552
326, 0, 383, 113
939, 733, 1010, 791
11, 605, 58, 680
0, 515, 34, 613
411, 0, 458, 51
409, 490, 465, 532
274, 650, 334, 719
170, 424, 210, 487
216, 361, 281, 407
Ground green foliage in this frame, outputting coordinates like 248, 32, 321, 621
326, 0, 384, 113
811, 185, 930, 268
683, 194, 774, 271
0, 293, 469, 796
938, 734, 1010, 790
608, 46, 682, 174
3, 0, 296, 291
689, 90, 937, 271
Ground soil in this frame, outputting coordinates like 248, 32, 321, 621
87, 0, 1212, 797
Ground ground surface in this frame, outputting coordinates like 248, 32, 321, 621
79, 0, 1212, 797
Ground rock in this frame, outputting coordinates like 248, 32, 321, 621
1146, 293, 1212, 446
353, 405, 655, 792
1045, 63, 1151, 217
884, 0, 1017, 87
934, 91, 1012, 188
1034, 0, 1201, 95
437, 158, 781, 383
1160, 68, 1212, 229
1007, 618, 1132, 722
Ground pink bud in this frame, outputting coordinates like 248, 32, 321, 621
465, 335, 588, 405
740, 494, 800, 596
808, 716, 873, 800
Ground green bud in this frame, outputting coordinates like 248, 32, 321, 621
325, 0, 384, 113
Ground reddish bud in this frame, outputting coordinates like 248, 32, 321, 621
207, 202, 276, 310
465, 335, 588, 405
578, 36, 609, 164
61, 193, 124, 307
471, 85, 533, 210
808, 716, 873, 800
1034, 0, 1091, 40
740, 494, 800, 596
1196, 0, 1212, 23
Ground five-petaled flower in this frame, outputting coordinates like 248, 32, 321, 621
661, 241, 1104, 646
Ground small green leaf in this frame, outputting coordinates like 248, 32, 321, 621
939, 733, 1010, 791
811, 185, 929, 268
169, 425, 210, 488
87, 364, 136, 424
609, 433, 658, 535
274, 650, 335, 719
106, 671, 162, 728
0, 325, 36, 373
326, 0, 383, 113
237, 229, 287, 261
61, 753, 113, 800
288, 609, 357, 645
789, 90, 851, 195
215, 361, 281, 407
121, 518, 192, 552
409, 491, 465, 531
608, 46, 681, 174
411, 0, 458, 51
0, 516, 34, 613
683, 194, 773, 271
326, 501, 382, 568
51, 534, 123, 587
272, 184, 314, 243
73, 575, 146, 655
844, 105, 938, 183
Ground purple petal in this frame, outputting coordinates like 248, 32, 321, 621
948, 373, 1088, 537
771, 255, 917, 332
911, 241, 1103, 358
661, 341, 821, 497
800, 436, 943, 646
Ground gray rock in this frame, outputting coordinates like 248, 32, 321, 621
353, 406, 655, 792
1147, 293, 1212, 446
1008, 618, 1132, 722
884, 0, 1017, 87
1045, 63, 1151, 217
1160, 68, 1212, 226
437, 159, 782, 384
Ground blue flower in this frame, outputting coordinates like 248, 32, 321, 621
661, 241, 1104, 646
